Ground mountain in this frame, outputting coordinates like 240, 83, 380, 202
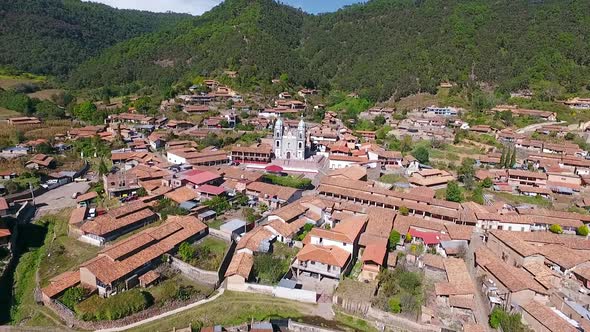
65, 0, 590, 99
0, 0, 190, 76
68, 0, 307, 90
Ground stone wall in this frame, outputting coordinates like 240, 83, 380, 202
170, 256, 219, 287
367, 307, 441, 332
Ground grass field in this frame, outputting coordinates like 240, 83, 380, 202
191, 237, 228, 271
37, 209, 100, 288
493, 191, 553, 208
27, 89, 64, 101
0, 107, 21, 120
128, 291, 312, 332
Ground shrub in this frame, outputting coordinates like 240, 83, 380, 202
75, 290, 151, 321
577, 225, 589, 237
399, 206, 409, 216
482, 177, 493, 188
59, 287, 87, 310
445, 181, 463, 202
411, 146, 429, 164
389, 230, 401, 250
489, 307, 502, 328
549, 224, 563, 234
388, 297, 401, 313
178, 242, 196, 262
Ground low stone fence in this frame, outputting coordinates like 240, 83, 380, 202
288, 320, 339, 332
208, 228, 231, 241
367, 307, 441, 332
170, 256, 219, 287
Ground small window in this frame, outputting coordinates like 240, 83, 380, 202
276, 141, 280, 147
298, 142, 302, 149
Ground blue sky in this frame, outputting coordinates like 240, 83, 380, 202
85, 0, 364, 15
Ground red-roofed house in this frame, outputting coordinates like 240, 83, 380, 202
360, 238, 387, 281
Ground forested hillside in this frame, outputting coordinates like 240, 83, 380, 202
0, 0, 189, 76
6, 0, 590, 101
69, 0, 590, 100
68, 0, 306, 90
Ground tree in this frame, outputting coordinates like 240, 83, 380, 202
203, 196, 230, 214
388, 297, 401, 313
577, 225, 589, 237
97, 159, 109, 176
482, 177, 493, 188
399, 206, 409, 216
60, 287, 87, 310
35, 100, 65, 119
509, 146, 516, 168
136, 188, 147, 197
411, 146, 429, 164
458, 158, 475, 189
405, 232, 412, 243
471, 186, 484, 204
400, 135, 413, 153
72, 101, 99, 123
446, 181, 463, 202
178, 242, 196, 262
259, 203, 269, 213
389, 230, 401, 250
374, 114, 386, 126
234, 193, 249, 206
549, 224, 563, 234
499, 148, 506, 168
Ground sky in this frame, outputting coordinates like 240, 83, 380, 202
84, 0, 363, 15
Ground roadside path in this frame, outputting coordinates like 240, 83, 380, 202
95, 289, 225, 332
515, 121, 564, 134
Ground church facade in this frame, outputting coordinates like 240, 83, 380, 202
273, 116, 306, 160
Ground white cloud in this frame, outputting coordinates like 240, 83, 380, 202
83, 0, 223, 15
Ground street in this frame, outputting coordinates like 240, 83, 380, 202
33, 181, 91, 218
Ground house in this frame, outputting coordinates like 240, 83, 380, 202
225, 226, 276, 287
103, 170, 141, 198
7, 117, 41, 126
76, 191, 98, 207
167, 148, 229, 166
230, 144, 273, 164
43, 216, 207, 299
0, 198, 9, 217
520, 300, 578, 332
79, 201, 158, 245
423, 106, 459, 117
409, 169, 455, 188
564, 97, 590, 110
245, 182, 299, 209
359, 238, 387, 282
507, 169, 547, 188
25, 154, 55, 170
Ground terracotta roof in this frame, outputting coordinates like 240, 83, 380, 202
445, 224, 474, 241
0, 197, 8, 211
69, 206, 87, 225
463, 323, 485, 332
297, 244, 350, 267
138, 270, 160, 285
27, 154, 54, 167
165, 186, 198, 204
422, 253, 445, 270
184, 170, 222, 185
246, 182, 298, 201
488, 230, 539, 257
327, 165, 367, 181
537, 244, 589, 270
520, 301, 578, 332
41, 271, 80, 299
80, 201, 156, 237
361, 238, 387, 265
225, 251, 254, 278
236, 226, 275, 252
76, 191, 98, 203
83, 216, 206, 285
266, 217, 308, 238
269, 202, 308, 222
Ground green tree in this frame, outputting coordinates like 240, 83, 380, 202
203, 196, 230, 214
389, 230, 401, 250
411, 146, 430, 164
499, 148, 506, 168
445, 181, 463, 203
374, 114, 386, 126
482, 177, 493, 188
509, 146, 516, 168
388, 297, 401, 313
549, 224, 563, 234
35, 100, 65, 119
577, 225, 589, 237
458, 158, 476, 189
400, 135, 413, 153
471, 186, 484, 204
399, 206, 409, 216
97, 159, 109, 176
178, 242, 196, 262
72, 101, 99, 123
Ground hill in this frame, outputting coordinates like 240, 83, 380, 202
0, 0, 190, 77
64, 0, 590, 99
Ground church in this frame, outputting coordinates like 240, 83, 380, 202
273, 116, 307, 160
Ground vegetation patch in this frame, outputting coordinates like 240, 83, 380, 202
263, 174, 312, 189
75, 289, 152, 321
253, 243, 298, 285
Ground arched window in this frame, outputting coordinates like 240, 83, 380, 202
298, 142, 302, 149
276, 140, 280, 147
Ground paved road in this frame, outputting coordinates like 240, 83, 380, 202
34, 182, 90, 218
